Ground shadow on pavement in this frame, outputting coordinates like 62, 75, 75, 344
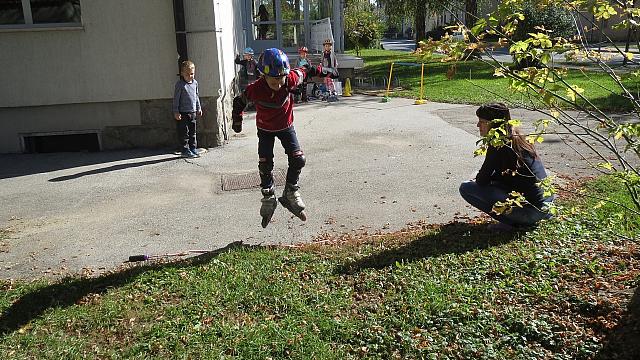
337, 222, 520, 274
0, 241, 248, 336
595, 286, 640, 360
0, 149, 176, 180
48, 156, 179, 182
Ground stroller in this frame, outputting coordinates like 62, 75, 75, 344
311, 82, 339, 102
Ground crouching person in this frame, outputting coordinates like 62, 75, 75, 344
459, 103, 555, 231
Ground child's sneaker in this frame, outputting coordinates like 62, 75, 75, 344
278, 183, 307, 221
190, 148, 201, 157
181, 149, 196, 158
260, 187, 278, 228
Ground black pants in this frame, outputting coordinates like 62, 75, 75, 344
257, 126, 302, 188
177, 112, 197, 151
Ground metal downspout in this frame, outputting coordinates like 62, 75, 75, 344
173, 0, 188, 68
214, 0, 229, 141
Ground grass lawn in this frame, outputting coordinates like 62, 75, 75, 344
1, 176, 639, 359
350, 49, 640, 112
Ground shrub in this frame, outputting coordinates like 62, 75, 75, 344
512, 1, 575, 69
513, 1, 575, 42
344, 5, 383, 54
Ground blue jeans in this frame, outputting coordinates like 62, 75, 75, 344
257, 126, 303, 189
459, 180, 553, 227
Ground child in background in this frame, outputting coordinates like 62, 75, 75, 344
172, 60, 202, 158
231, 48, 338, 228
321, 38, 339, 100
295, 46, 310, 102
235, 47, 258, 90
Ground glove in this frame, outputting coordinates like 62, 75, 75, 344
232, 113, 243, 133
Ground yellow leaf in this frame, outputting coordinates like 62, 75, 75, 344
566, 88, 576, 102
598, 162, 613, 170
626, 52, 634, 61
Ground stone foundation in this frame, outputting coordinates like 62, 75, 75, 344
102, 96, 222, 151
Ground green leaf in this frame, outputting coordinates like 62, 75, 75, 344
597, 162, 613, 170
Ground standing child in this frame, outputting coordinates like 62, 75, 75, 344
173, 60, 202, 158
235, 47, 258, 90
231, 48, 338, 228
295, 46, 310, 102
321, 38, 339, 100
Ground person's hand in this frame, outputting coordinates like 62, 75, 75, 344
330, 68, 340, 79
197, 110, 203, 118
174, 113, 182, 121
232, 113, 243, 133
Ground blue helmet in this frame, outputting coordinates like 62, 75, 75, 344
257, 48, 290, 77
243, 47, 254, 55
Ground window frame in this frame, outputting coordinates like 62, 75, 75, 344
0, 0, 82, 30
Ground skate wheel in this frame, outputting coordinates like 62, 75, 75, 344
297, 211, 307, 221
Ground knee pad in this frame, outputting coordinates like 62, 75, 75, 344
258, 158, 274, 175
289, 153, 306, 170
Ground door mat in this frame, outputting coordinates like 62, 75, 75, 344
221, 169, 286, 191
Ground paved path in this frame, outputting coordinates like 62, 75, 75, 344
0, 96, 608, 279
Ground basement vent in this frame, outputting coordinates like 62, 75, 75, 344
22, 132, 100, 154
221, 169, 286, 191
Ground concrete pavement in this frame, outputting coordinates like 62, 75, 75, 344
0, 95, 601, 279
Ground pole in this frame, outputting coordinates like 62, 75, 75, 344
415, 63, 426, 105
382, 62, 394, 102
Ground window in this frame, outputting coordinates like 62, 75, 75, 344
282, 24, 304, 48
0, 0, 81, 28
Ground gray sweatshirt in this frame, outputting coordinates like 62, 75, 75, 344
172, 78, 201, 113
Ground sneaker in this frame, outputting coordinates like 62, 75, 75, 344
190, 148, 200, 157
181, 149, 196, 158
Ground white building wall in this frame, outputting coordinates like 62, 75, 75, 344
0, 0, 177, 108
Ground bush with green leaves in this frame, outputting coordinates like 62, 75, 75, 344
511, 1, 575, 68
513, 1, 575, 42
344, 1, 383, 55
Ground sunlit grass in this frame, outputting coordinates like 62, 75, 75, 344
1, 177, 638, 359
351, 49, 640, 112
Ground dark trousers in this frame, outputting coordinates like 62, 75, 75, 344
176, 112, 197, 151
459, 180, 554, 227
257, 126, 302, 188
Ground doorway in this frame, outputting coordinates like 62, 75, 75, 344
247, 0, 337, 54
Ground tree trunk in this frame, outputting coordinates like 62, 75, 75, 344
465, 0, 477, 27
415, 0, 426, 49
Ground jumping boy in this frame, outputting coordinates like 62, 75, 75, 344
231, 48, 338, 228
173, 60, 202, 158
